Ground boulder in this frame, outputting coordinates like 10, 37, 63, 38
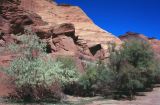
53, 23, 75, 36
32, 25, 54, 39
52, 35, 78, 53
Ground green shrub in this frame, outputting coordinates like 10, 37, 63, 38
6, 57, 78, 87
3, 29, 79, 102
78, 63, 99, 94
56, 57, 77, 73
5, 55, 79, 102
107, 39, 155, 98
6, 28, 46, 56
122, 39, 154, 69
63, 61, 100, 96
151, 59, 160, 84
75, 61, 114, 96
123, 40, 155, 87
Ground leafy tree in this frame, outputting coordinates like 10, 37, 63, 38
108, 39, 155, 98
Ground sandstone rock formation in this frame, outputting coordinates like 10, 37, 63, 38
119, 32, 149, 41
0, 0, 45, 44
20, 0, 121, 55
0, 0, 121, 59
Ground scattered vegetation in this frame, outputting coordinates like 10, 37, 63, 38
66, 39, 160, 99
1, 29, 160, 103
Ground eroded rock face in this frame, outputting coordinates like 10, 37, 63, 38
20, 0, 121, 53
0, 1, 122, 64
0, 0, 122, 72
0, 0, 88, 75
149, 39, 160, 59
0, 1, 45, 34
0, 0, 45, 46
53, 23, 75, 36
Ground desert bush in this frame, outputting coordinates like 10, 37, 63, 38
78, 63, 99, 96
56, 56, 78, 76
9, 29, 46, 53
123, 40, 155, 87
63, 61, 100, 96
68, 61, 114, 97
5, 55, 79, 102
10, 81, 62, 102
107, 39, 156, 98
122, 39, 154, 69
4, 29, 79, 102
6, 56, 78, 87
64, 62, 97, 96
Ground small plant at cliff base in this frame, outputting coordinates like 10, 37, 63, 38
108, 39, 155, 99
6, 28, 46, 56
4, 29, 79, 102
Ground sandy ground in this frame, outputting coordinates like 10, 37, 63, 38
65, 87, 160, 105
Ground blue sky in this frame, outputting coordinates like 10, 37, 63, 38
55, 0, 160, 39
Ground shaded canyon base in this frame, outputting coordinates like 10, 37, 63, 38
0, 87, 160, 105
65, 87, 160, 105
